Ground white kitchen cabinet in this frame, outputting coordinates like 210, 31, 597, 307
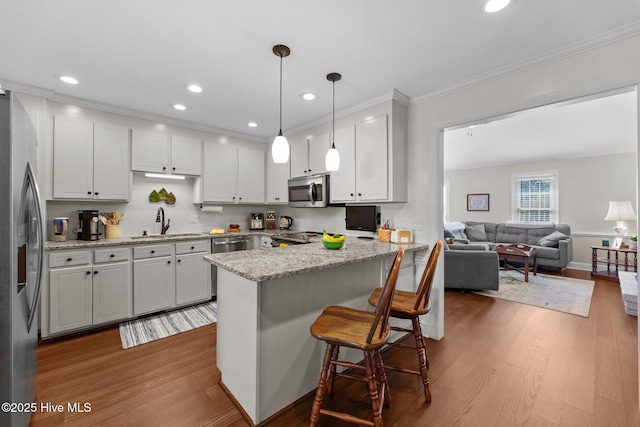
176, 240, 211, 306
48, 265, 93, 335
53, 116, 129, 200
171, 135, 202, 175
202, 143, 265, 203
329, 125, 356, 202
237, 147, 265, 203
355, 115, 388, 201
266, 159, 289, 204
92, 261, 132, 325
133, 244, 176, 316
131, 131, 202, 176
131, 130, 171, 173
290, 132, 329, 177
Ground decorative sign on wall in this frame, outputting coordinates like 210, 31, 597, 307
467, 193, 490, 211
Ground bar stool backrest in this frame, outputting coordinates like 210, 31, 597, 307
366, 248, 405, 344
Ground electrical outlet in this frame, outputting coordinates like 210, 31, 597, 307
189, 215, 199, 224
410, 219, 423, 231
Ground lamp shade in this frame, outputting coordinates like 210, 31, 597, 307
272, 132, 289, 163
325, 144, 340, 171
604, 201, 637, 221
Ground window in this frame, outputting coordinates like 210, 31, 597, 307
512, 171, 558, 223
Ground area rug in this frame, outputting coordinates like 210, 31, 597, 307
119, 301, 217, 349
473, 271, 594, 317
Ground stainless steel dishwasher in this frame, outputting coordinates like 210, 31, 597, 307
211, 235, 250, 297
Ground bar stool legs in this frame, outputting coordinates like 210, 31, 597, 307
411, 317, 431, 403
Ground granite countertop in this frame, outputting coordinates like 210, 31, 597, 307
203, 239, 430, 282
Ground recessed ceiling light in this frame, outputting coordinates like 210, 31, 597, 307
172, 104, 186, 111
484, 0, 511, 13
248, 122, 258, 128
186, 84, 202, 93
301, 92, 316, 101
58, 75, 79, 85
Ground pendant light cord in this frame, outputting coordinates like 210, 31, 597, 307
332, 79, 335, 145
279, 52, 283, 132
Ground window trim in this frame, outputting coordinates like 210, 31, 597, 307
511, 170, 559, 223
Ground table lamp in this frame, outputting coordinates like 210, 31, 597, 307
604, 200, 637, 238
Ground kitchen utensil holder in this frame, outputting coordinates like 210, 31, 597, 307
377, 228, 394, 242
105, 224, 121, 239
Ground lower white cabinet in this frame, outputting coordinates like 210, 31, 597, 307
133, 244, 176, 316
49, 265, 93, 335
176, 240, 211, 306
46, 247, 132, 337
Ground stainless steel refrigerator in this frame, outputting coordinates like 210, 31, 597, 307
0, 90, 44, 427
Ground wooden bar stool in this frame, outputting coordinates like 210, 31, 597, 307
309, 248, 405, 427
368, 240, 442, 403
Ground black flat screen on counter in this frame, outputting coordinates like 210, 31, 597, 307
345, 205, 380, 232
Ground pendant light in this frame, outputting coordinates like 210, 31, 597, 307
272, 45, 291, 163
325, 72, 341, 171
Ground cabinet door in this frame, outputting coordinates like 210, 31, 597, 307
237, 148, 265, 203
131, 130, 171, 173
266, 159, 289, 203
171, 136, 202, 175
133, 256, 175, 315
202, 142, 238, 202
94, 123, 130, 200
308, 132, 330, 175
49, 265, 93, 334
93, 262, 132, 324
356, 115, 388, 201
290, 140, 309, 177
330, 125, 356, 202
53, 116, 94, 199
176, 252, 211, 306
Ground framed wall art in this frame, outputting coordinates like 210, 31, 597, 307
467, 193, 490, 211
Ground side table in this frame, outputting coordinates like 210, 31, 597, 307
591, 245, 637, 281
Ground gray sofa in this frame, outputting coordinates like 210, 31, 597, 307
449, 222, 573, 271
444, 243, 499, 291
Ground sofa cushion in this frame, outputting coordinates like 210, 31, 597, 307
525, 227, 556, 245
466, 224, 488, 241
495, 224, 528, 245
534, 246, 561, 259
537, 230, 568, 248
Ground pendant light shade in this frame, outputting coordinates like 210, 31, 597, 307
325, 72, 341, 172
272, 45, 290, 163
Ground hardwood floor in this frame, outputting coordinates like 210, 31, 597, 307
32, 270, 639, 426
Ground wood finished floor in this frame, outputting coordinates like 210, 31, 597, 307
32, 269, 640, 427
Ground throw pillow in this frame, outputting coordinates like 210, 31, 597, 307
537, 230, 567, 248
444, 229, 455, 238
465, 224, 488, 242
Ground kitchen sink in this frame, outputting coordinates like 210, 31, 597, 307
129, 232, 205, 239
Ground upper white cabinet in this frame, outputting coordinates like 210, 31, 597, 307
202, 142, 265, 203
331, 109, 407, 203
290, 132, 330, 177
131, 131, 201, 176
53, 116, 129, 201
266, 159, 289, 204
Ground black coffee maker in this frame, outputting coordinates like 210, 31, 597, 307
76, 210, 101, 241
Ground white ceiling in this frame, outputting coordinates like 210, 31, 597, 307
444, 89, 638, 171
1, 1, 639, 143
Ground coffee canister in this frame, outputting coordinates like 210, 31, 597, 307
53, 217, 69, 242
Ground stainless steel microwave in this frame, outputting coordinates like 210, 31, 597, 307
288, 174, 330, 208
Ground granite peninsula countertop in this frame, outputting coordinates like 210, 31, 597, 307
203, 239, 430, 282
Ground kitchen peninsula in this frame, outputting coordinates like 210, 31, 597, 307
204, 238, 429, 425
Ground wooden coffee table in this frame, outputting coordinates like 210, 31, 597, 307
494, 244, 538, 282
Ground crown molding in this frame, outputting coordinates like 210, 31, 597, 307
410, 22, 640, 105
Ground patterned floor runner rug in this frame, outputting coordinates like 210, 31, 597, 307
473, 271, 594, 317
119, 301, 217, 349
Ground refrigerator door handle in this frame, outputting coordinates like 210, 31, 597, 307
20, 162, 44, 332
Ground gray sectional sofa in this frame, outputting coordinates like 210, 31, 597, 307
448, 221, 573, 270
444, 243, 500, 291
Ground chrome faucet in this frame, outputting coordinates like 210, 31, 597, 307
156, 207, 170, 234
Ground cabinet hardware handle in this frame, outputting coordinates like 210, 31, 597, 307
172, 167, 176, 171
94, 271, 98, 275
358, 193, 362, 196
350, 193, 354, 197
87, 191, 92, 195
178, 259, 181, 263
190, 246, 194, 250
151, 250, 155, 254
110, 254, 115, 258
162, 166, 166, 170
167, 260, 171, 264
67, 257, 73, 262
95, 192, 99, 195
86, 271, 91, 275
